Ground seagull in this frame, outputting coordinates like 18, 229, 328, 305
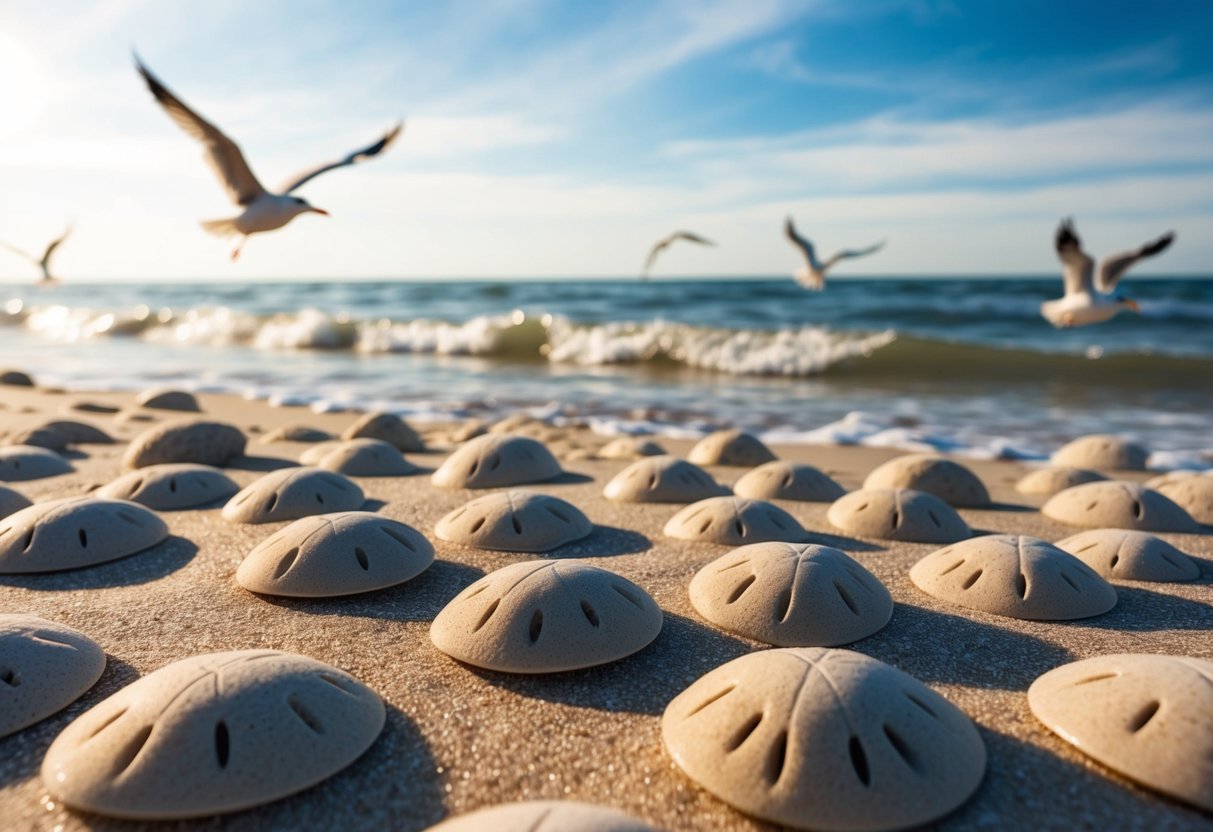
135, 56, 402, 261
641, 231, 715, 279
0, 226, 72, 285
1041, 218, 1174, 328
784, 216, 885, 290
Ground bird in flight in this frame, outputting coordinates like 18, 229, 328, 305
135, 56, 402, 261
783, 216, 885, 290
0, 226, 72, 285
641, 231, 716, 279
1041, 218, 1173, 328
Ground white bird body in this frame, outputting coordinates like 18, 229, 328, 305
1041, 218, 1172, 328
784, 216, 884, 291
203, 195, 316, 237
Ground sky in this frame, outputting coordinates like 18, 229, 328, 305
1, 0, 1211, 280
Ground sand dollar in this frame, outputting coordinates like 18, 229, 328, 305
425, 801, 658, 831
432, 434, 562, 490
299, 441, 342, 465
430, 561, 662, 673
1152, 475, 1213, 525
40, 420, 114, 445
341, 411, 424, 452
222, 468, 364, 524
1051, 434, 1148, 471
0, 445, 73, 482
0, 498, 168, 573
687, 429, 776, 467
662, 647, 986, 831
0, 485, 32, 519
137, 389, 200, 412
664, 497, 807, 546
97, 464, 239, 510
862, 455, 989, 507
3, 426, 68, 452
827, 488, 970, 543
1015, 466, 1107, 496
316, 439, 419, 476
1054, 529, 1200, 582
41, 650, 384, 819
237, 511, 434, 597
1041, 481, 1198, 532
690, 543, 892, 647
0, 369, 35, 387
910, 534, 1116, 621
596, 436, 666, 460
123, 420, 246, 470
435, 491, 592, 553
0, 614, 106, 737
1028, 654, 1213, 813
261, 425, 333, 443
732, 461, 845, 502
603, 456, 725, 504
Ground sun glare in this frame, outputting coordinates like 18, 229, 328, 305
0, 32, 46, 137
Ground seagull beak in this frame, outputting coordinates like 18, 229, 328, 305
310, 207, 330, 217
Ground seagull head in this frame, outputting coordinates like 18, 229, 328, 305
289, 196, 329, 217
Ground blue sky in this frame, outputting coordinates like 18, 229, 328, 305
1, 0, 1211, 279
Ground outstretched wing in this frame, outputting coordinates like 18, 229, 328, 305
135, 56, 267, 206
0, 241, 35, 264
1055, 217, 1094, 296
40, 225, 72, 270
670, 231, 715, 247
824, 239, 885, 269
1097, 231, 1174, 292
642, 230, 715, 277
279, 122, 403, 194
784, 216, 818, 270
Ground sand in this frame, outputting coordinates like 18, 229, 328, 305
0, 385, 1211, 831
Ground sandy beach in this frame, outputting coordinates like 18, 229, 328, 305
0, 382, 1210, 831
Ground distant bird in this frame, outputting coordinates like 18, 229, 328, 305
642, 231, 715, 279
0, 226, 72, 285
1041, 218, 1174, 328
783, 216, 885, 290
135, 56, 402, 261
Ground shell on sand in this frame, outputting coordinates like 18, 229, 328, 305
662, 647, 986, 831
2, 426, 68, 452
1051, 434, 1148, 471
1015, 466, 1107, 497
435, 491, 593, 553
862, 454, 989, 507
0, 613, 106, 738
687, 429, 776, 467
0, 445, 73, 482
315, 439, 419, 477
596, 436, 666, 460
41, 650, 385, 819
0, 497, 168, 573
732, 461, 845, 503
0, 485, 33, 519
1028, 654, 1213, 813
663, 497, 807, 546
1152, 475, 1213, 525
222, 468, 364, 524
1054, 529, 1200, 582
603, 456, 725, 504
910, 534, 1117, 621
136, 389, 201, 412
96, 464, 239, 510
341, 411, 424, 453
1041, 481, 1199, 532
424, 801, 659, 831
0, 370, 35, 387
430, 560, 662, 673
432, 434, 562, 490
122, 421, 246, 470
827, 488, 970, 543
260, 425, 333, 444
39, 420, 114, 444
690, 542, 892, 647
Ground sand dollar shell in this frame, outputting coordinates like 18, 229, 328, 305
732, 461, 845, 502
662, 647, 986, 831
316, 439, 419, 476
426, 801, 658, 831
432, 434, 562, 490
122, 421, 246, 470
222, 468, 364, 524
41, 650, 384, 819
0, 614, 106, 737
136, 389, 200, 412
430, 561, 662, 673
0, 485, 32, 519
690, 543, 892, 647
1054, 529, 1199, 582
0, 369, 35, 387
341, 411, 424, 452
827, 489, 970, 543
1015, 466, 1107, 496
237, 511, 434, 597
1153, 475, 1213, 525
910, 535, 1116, 621
1051, 434, 1148, 471
862, 455, 989, 507
687, 429, 776, 467
97, 464, 239, 510
1144, 470, 1202, 489
603, 456, 725, 504
663, 497, 807, 546
0, 498, 169, 574
1041, 481, 1198, 532
299, 441, 342, 465
261, 425, 333, 443
1028, 654, 1213, 813
40, 420, 114, 445
596, 436, 666, 460
3, 426, 68, 452
435, 491, 592, 553
0, 445, 73, 482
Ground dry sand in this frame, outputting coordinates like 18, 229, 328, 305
1, 385, 1211, 831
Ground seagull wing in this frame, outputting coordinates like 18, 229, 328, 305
279, 122, 403, 194
784, 216, 819, 270
671, 231, 716, 247
642, 237, 671, 276
0, 241, 36, 264
824, 239, 885, 269
135, 57, 267, 206
1055, 217, 1095, 296
1097, 231, 1174, 292
40, 225, 72, 271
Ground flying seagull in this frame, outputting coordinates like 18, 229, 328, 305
1041, 218, 1173, 328
0, 226, 72, 285
783, 216, 885, 290
135, 56, 402, 261
642, 231, 716, 279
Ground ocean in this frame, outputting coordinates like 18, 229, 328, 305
3, 276, 1212, 468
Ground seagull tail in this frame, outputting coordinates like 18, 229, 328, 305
200, 217, 241, 237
